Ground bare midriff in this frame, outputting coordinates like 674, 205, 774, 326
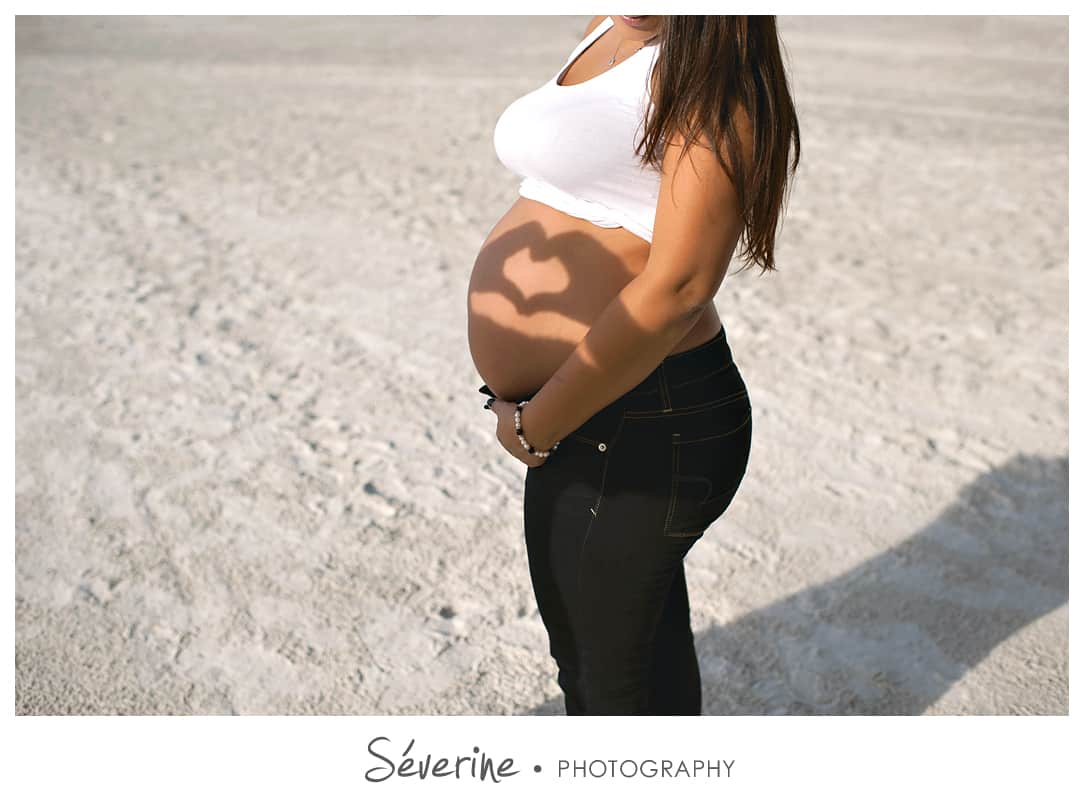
467, 196, 722, 403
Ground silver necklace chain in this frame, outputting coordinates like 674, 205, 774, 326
607, 32, 659, 66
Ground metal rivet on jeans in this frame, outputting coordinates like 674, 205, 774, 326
597, 442, 607, 452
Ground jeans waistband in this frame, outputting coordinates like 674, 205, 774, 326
633, 324, 730, 391
594, 323, 729, 414
478, 324, 735, 419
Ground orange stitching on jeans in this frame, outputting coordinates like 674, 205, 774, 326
657, 364, 673, 411
662, 432, 681, 536
622, 389, 749, 419
574, 414, 626, 597
666, 360, 736, 391
672, 412, 752, 444
565, 433, 601, 447
662, 415, 751, 538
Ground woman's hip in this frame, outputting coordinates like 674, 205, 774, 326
525, 324, 752, 540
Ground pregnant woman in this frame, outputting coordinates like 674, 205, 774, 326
467, 15, 800, 714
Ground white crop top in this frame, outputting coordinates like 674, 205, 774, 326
492, 16, 663, 244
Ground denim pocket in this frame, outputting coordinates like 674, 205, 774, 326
536, 411, 627, 527
662, 404, 752, 539
564, 431, 611, 451
561, 405, 625, 455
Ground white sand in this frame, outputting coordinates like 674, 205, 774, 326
15, 15, 1067, 714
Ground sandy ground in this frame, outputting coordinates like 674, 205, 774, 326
14, 16, 1067, 714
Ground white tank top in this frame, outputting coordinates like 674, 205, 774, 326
492, 16, 662, 244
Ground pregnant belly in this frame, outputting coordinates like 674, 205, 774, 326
468, 197, 719, 402
468, 197, 649, 401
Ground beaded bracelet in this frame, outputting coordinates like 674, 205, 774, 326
514, 400, 560, 458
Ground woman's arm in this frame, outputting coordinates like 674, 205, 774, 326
519, 113, 754, 451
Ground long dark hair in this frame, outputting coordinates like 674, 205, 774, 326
637, 16, 801, 275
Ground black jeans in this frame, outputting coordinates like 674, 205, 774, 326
481, 324, 752, 715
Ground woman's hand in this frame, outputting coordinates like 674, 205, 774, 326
486, 398, 550, 468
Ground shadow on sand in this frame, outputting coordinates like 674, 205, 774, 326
525, 452, 1068, 715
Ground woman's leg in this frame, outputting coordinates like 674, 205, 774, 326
523, 453, 597, 715
648, 563, 702, 715
517, 326, 750, 715
571, 483, 703, 715
523, 409, 707, 716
